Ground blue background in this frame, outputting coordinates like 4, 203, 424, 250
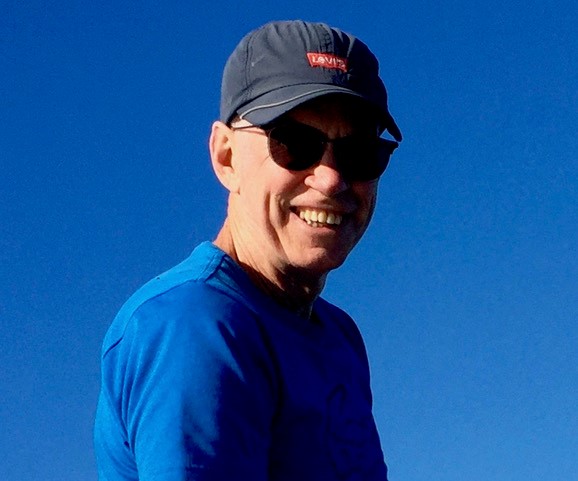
1, 1, 576, 480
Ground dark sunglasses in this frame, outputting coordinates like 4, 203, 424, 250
232, 121, 398, 182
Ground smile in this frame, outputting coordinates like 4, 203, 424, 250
297, 208, 343, 227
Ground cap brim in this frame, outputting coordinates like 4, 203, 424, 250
237, 84, 402, 141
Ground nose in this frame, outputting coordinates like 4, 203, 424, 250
303, 145, 349, 196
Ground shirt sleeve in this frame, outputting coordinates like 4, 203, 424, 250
99, 283, 278, 481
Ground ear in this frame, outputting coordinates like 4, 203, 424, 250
209, 121, 241, 194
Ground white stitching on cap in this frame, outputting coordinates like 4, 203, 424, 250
238, 87, 357, 119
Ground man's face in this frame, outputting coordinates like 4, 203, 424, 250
225, 96, 381, 280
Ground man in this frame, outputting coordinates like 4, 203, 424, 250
94, 20, 402, 481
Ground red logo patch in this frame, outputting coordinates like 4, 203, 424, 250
307, 53, 348, 72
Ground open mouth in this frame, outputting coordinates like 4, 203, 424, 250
296, 208, 343, 227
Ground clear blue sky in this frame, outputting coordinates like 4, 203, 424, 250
1, 1, 576, 480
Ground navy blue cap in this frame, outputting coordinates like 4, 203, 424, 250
220, 20, 402, 141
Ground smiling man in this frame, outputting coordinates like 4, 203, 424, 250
95, 20, 402, 481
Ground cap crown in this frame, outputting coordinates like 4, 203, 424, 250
220, 21, 401, 140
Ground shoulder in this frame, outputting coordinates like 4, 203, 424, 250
315, 297, 368, 360
101, 242, 259, 358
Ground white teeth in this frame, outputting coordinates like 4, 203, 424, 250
297, 209, 342, 227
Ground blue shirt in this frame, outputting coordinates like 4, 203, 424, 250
94, 242, 388, 480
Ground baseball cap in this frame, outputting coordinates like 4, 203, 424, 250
220, 20, 402, 141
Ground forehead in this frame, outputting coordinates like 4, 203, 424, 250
284, 94, 379, 133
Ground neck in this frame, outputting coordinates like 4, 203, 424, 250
213, 221, 326, 319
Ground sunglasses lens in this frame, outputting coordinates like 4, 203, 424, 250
268, 124, 325, 171
267, 122, 398, 181
335, 137, 397, 182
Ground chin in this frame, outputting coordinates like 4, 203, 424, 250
289, 247, 350, 276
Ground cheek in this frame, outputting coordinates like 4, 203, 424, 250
265, 170, 307, 207
237, 167, 297, 227
356, 183, 378, 219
